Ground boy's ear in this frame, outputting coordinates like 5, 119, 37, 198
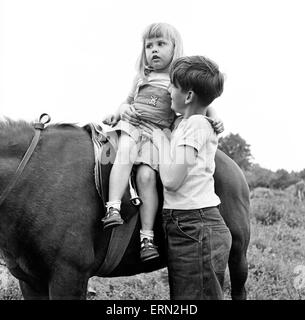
185, 90, 194, 104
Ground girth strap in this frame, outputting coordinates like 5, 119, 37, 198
0, 113, 50, 207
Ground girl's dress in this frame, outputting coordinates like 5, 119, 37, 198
107, 72, 175, 170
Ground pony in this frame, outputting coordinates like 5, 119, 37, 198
0, 116, 250, 300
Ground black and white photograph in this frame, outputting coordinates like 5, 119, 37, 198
0, 0, 305, 306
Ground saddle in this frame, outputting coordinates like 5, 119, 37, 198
84, 123, 143, 276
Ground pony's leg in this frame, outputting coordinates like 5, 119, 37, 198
228, 240, 248, 300
48, 264, 90, 300
19, 280, 49, 300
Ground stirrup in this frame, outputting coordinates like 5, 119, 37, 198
129, 176, 142, 207
130, 196, 143, 207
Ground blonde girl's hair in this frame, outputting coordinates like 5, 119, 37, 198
136, 23, 184, 78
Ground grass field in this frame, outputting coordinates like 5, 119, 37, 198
1, 187, 305, 300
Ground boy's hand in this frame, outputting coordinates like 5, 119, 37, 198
102, 114, 119, 126
140, 122, 170, 147
207, 117, 224, 134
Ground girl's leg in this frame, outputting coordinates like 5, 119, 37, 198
136, 164, 159, 261
137, 165, 158, 230
103, 132, 138, 228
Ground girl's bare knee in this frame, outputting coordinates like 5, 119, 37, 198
136, 165, 156, 187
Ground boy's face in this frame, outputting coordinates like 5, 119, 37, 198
145, 37, 174, 72
169, 83, 187, 114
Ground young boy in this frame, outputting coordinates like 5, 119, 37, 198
141, 55, 232, 299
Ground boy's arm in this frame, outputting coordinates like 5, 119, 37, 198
157, 139, 196, 191
141, 126, 197, 191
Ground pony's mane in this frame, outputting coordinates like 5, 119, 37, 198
0, 118, 81, 134
0, 118, 32, 131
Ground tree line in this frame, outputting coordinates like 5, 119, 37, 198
218, 133, 304, 190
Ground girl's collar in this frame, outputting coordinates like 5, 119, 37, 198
144, 65, 154, 76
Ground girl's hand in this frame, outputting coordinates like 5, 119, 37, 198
120, 104, 142, 126
207, 117, 224, 134
102, 114, 119, 126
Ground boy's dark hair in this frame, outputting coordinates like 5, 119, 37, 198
170, 55, 224, 106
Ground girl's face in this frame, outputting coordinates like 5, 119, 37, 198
145, 37, 174, 72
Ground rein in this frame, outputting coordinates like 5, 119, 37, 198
0, 113, 51, 207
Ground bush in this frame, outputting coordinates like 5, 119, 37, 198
251, 198, 285, 225
245, 165, 275, 190
247, 246, 299, 300
251, 187, 274, 199
285, 211, 304, 229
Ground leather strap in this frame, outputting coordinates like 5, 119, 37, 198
0, 114, 50, 207
98, 211, 139, 276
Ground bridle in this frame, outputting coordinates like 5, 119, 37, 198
0, 113, 51, 207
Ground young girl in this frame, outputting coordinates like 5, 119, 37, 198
140, 55, 232, 299
102, 23, 222, 262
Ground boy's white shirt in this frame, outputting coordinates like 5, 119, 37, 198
163, 115, 221, 210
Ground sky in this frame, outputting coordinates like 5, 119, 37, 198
1, 0, 304, 172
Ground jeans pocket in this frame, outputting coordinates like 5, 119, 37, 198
210, 226, 232, 274
172, 216, 203, 243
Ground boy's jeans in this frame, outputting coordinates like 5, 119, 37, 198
162, 207, 232, 300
